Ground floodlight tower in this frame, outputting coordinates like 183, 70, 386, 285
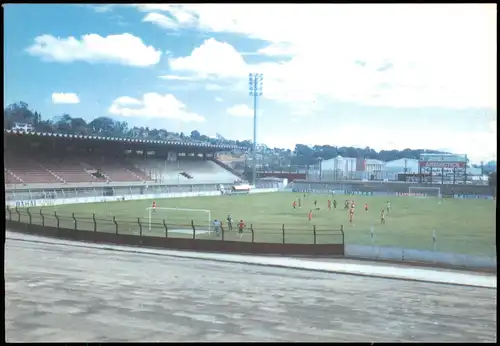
249, 73, 263, 187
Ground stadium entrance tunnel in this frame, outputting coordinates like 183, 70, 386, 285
5, 219, 345, 257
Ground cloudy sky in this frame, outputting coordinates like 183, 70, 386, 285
4, 4, 497, 162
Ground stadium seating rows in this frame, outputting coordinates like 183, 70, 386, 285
4, 153, 241, 186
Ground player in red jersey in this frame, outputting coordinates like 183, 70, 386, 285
308, 210, 313, 222
238, 220, 245, 238
292, 200, 297, 211
152, 200, 156, 212
327, 200, 332, 211
364, 203, 368, 212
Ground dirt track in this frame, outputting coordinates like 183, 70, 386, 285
5, 238, 497, 342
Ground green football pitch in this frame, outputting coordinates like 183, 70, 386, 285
12, 192, 496, 256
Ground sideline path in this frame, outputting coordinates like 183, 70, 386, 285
5, 236, 496, 342
6, 232, 496, 289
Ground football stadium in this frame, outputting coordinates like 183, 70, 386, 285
5, 4, 498, 343
5, 130, 496, 257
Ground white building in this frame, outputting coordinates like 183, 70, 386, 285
382, 158, 419, 180
384, 158, 419, 172
365, 159, 385, 173
320, 155, 357, 180
12, 122, 34, 132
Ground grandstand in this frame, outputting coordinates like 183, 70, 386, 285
4, 131, 244, 200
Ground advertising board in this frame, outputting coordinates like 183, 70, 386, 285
419, 161, 466, 168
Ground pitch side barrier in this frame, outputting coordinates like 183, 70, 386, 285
8, 188, 280, 208
5, 204, 345, 257
293, 180, 495, 198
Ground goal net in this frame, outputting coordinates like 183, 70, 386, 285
145, 207, 211, 235
408, 186, 441, 198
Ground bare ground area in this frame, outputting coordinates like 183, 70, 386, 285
5, 238, 497, 342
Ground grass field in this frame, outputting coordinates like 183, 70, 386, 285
11, 192, 496, 256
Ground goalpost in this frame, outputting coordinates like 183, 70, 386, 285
408, 186, 442, 198
146, 207, 212, 234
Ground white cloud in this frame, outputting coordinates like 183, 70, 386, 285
159, 75, 198, 81
132, 4, 174, 12
27, 33, 161, 67
169, 38, 247, 79
51, 92, 80, 104
227, 104, 254, 117
109, 93, 205, 122
89, 4, 114, 13
112, 96, 142, 106
159, 4, 496, 110
143, 12, 179, 29
215, 97, 224, 102
257, 43, 296, 57
143, 11, 197, 30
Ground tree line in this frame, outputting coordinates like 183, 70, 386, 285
4, 102, 253, 148
4, 101, 467, 166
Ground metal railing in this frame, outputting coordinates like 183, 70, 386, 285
5, 207, 344, 245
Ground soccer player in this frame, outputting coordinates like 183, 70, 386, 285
213, 219, 221, 237
386, 201, 391, 213
292, 200, 297, 211
226, 214, 233, 231
349, 207, 354, 224
333, 199, 337, 209
364, 203, 368, 212
344, 200, 349, 209
327, 199, 332, 211
351, 200, 355, 209
152, 200, 156, 213
308, 210, 313, 222
314, 199, 317, 207
238, 219, 245, 238
298, 197, 302, 208
380, 209, 386, 224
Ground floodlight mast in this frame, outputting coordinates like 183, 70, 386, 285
249, 73, 263, 187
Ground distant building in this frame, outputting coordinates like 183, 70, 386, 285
384, 158, 419, 173
12, 122, 34, 132
484, 161, 496, 173
382, 158, 419, 180
319, 155, 357, 180
365, 159, 385, 173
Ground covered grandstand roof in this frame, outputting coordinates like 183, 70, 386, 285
4, 129, 241, 150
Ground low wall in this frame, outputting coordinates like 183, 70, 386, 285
294, 180, 495, 197
249, 188, 278, 194
345, 245, 497, 271
8, 188, 280, 208
8, 190, 221, 208
6, 220, 344, 257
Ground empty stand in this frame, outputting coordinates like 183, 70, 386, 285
4, 169, 22, 184
4, 151, 237, 186
132, 157, 241, 184
83, 157, 151, 182
40, 156, 106, 183
5, 154, 63, 184
130, 157, 190, 184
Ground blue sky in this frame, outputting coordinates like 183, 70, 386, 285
4, 4, 497, 162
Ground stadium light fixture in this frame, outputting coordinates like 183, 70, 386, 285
249, 73, 263, 187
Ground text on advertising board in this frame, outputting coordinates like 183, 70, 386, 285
419, 161, 466, 168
